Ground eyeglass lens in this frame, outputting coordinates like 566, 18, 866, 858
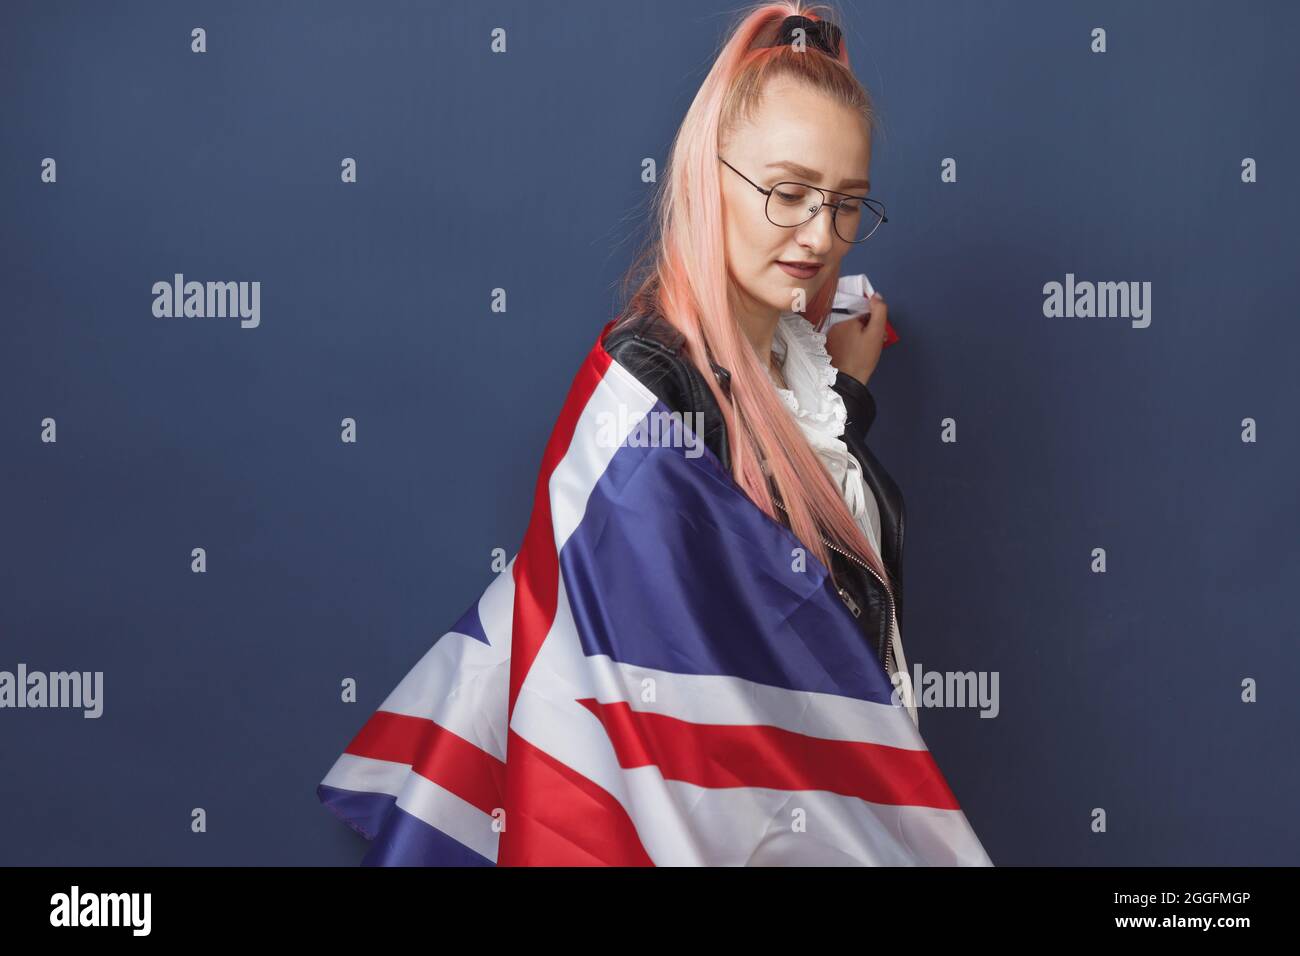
766, 182, 883, 243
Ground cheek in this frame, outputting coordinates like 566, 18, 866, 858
723, 212, 765, 271
737, 223, 779, 267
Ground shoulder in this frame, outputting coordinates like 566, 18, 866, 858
602, 309, 690, 380
602, 308, 723, 399
601, 308, 732, 466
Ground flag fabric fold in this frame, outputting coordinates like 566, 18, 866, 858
316, 320, 992, 866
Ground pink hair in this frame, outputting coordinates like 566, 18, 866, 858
612, 1, 891, 592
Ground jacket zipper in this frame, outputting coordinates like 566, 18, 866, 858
772, 497, 897, 676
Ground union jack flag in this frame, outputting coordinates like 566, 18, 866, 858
316, 320, 992, 866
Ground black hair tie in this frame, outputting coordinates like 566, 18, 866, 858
772, 14, 842, 58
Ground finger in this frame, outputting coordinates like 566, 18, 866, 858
866, 293, 888, 339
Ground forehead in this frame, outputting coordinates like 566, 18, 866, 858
725, 78, 872, 181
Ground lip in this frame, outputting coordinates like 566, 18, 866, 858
776, 260, 823, 279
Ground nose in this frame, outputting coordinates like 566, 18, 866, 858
793, 202, 837, 255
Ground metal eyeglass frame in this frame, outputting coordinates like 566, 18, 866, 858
718, 155, 887, 244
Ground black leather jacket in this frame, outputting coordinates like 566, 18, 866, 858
602, 309, 906, 672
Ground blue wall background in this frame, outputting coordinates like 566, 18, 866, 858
2, 0, 1296, 865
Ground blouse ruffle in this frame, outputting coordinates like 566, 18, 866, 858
768, 312, 866, 524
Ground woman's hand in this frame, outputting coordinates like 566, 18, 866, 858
824, 291, 887, 386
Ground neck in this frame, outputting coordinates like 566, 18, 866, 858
730, 288, 783, 370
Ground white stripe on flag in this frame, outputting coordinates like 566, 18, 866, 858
547, 359, 658, 551
632, 772, 990, 866
322, 753, 499, 862
585, 655, 926, 752
372, 558, 515, 761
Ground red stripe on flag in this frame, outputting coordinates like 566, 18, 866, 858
575, 697, 962, 811
500, 322, 654, 865
507, 331, 613, 719
496, 729, 654, 866
345, 710, 505, 815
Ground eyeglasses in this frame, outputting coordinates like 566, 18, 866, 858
718, 155, 887, 244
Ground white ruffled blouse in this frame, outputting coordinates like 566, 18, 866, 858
767, 311, 918, 729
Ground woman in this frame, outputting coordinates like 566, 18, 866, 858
604, 3, 914, 723
317, 1, 990, 866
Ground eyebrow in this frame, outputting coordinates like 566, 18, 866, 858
765, 160, 870, 193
